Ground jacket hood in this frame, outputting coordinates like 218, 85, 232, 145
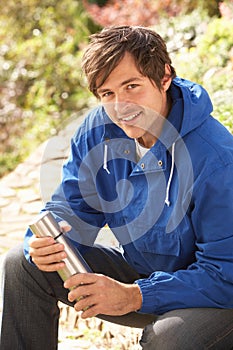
172, 77, 213, 138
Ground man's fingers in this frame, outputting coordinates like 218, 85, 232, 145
29, 236, 55, 248
29, 241, 64, 257
64, 273, 99, 289
32, 249, 66, 263
35, 261, 66, 272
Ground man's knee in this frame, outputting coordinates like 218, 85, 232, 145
140, 313, 188, 350
3, 244, 25, 274
140, 308, 233, 350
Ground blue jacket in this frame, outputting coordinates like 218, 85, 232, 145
24, 77, 233, 315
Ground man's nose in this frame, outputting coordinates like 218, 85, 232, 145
114, 93, 129, 114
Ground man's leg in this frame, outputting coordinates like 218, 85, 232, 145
0, 243, 155, 350
0, 244, 64, 350
139, 307, 233, 350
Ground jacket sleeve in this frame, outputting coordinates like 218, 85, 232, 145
135, 163, 233, 314
24, 126, 106, 262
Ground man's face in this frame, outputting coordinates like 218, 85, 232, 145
96, 52, 171, 148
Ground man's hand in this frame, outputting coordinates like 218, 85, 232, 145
64, 273, 142, 318
29, 221, 71, 272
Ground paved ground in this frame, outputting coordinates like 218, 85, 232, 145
0, 114, 142, 349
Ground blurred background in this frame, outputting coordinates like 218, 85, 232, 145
0, 0, 233, 178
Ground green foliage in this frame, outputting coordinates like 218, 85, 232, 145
156, 10, 233, 134
1, 1, 233, 178
198, 18, 233, 70
0, 0, 100, 177
87, 0, 108, 6
198, 0, 222, 17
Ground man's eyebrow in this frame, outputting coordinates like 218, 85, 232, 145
97, 77, 144, 94
120, 77, 144, 86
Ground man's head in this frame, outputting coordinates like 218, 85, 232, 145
82, 25, 176, 98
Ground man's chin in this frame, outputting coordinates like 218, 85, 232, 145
122, 128, 145, 141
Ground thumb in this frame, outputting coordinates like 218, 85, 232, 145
58, 220, 72, 233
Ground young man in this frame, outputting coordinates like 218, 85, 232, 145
1, 26, 233, 349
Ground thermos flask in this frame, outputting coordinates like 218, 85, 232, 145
29, 210, 92, 283
29, 211, 157, 327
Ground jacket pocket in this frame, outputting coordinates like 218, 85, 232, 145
136, 226, 181, 257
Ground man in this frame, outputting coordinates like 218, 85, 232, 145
1, 26, 233, 349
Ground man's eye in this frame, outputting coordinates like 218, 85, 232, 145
127, 84, 138, 89
102, 91, 112, 98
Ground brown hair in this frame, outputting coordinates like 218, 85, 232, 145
82, 25, 176, 98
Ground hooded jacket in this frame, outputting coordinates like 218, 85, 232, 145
24, 77, 233, 315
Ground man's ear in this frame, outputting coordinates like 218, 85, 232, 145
161, 64, 172, 92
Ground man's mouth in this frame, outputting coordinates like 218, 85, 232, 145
120, 111, 142, 122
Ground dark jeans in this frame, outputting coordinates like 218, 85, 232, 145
1, 244, 233, 350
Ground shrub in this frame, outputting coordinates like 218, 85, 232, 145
0, 0, 100, 177
83, 0, 222, 27
156, 11, 233, 133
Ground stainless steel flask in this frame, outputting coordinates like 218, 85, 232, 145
29, 210, 92, 282
29, 211, 158, 327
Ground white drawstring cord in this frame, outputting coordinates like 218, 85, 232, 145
165, 142, 175, 207
103, 144, 111, 174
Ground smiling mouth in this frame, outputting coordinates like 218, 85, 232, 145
120, 111, 142, 122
